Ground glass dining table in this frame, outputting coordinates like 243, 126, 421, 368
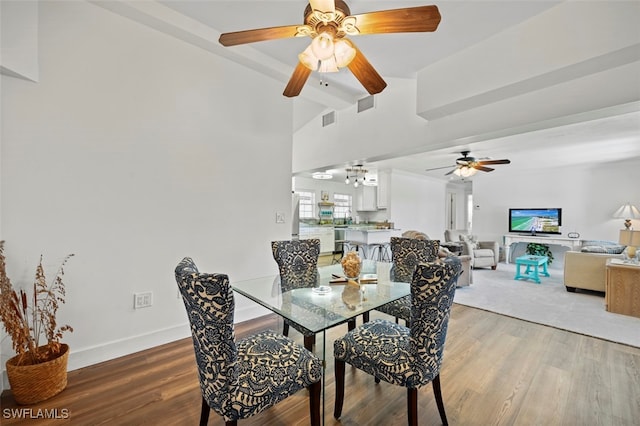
231, 260, 410, 423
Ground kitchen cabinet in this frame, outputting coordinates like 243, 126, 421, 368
299, 226, 335, 254
377, 170, 389, 209
356, 186, 377, 211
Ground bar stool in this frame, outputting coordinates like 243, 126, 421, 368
332, 240, 348, 264
347, 241, 367, 259
369, 243, 391, 261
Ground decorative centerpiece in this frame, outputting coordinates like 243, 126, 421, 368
341, 251, 362, 280
0, 241, 74, 404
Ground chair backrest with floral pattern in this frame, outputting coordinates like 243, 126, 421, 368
271, 239, 320, 292
175, 257, 236, 418
408, 261, 457, 386
390, 237, 440, 282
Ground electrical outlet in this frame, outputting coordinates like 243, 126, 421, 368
133, 291, 153, 309
276, 212, 285, 223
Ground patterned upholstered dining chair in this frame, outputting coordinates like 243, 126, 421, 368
175, 257, 323, 426
271, 239, 356, 351
333, 261, 458, 426
374, 236, 440, 326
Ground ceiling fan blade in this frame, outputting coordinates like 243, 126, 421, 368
219, 25, 302, 46
347, 45, 387, 95
477, 159, 511, 165
425, 165, 455, 172
444, 168, 456, 176
283, 62, 312, 97
473, 165, 495, 172
349, 5, 441, 35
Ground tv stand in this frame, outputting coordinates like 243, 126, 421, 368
503, 234, 582, 263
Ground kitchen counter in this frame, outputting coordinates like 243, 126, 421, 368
344, 228, 402, 258
345, 228, 402, 240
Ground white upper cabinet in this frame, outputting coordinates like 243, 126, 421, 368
356, 186, 377, 211
377, 170, 389, 209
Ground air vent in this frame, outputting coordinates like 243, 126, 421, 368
322, 111, 336, 127
357, 95, 375, 113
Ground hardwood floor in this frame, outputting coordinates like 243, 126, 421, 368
2, 305, 639, 425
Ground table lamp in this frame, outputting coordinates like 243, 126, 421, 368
619, 230, 640, 260
613, 202, 640, 230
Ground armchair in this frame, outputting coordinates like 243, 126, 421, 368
444, 229, 499, 270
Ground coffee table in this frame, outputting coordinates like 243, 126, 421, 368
514, 255, 550, 284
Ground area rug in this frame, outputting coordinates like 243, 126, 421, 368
453, 262, 640, 348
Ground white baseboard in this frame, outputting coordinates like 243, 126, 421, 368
1, 305, 268, 393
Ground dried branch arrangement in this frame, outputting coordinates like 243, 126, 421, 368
0, 241, 74, 366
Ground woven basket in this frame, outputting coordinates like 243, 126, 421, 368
6, 343, 69, 405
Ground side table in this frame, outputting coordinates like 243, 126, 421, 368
605, 259, 640, 318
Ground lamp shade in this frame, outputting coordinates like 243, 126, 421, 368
613, 203, 640, 219
613, 202, 640, 229
334, 39, 356, 68
318, 57, 339, 73
299, 45, 319, 70
619, 230, 640, 246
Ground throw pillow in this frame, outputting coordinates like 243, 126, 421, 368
580, 245, 607, 253
459, 234, 479, 250
580, 240, 626, 254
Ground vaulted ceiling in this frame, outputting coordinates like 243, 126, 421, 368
97, 1, 640, 180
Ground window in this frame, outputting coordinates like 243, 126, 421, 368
334, 193, 352, 220
296, 190, 316, 219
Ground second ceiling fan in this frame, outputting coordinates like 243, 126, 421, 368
426, 151, 511, 177
218, 1, 441, 97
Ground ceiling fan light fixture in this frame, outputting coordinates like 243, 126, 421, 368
311, 32, 335, 60
298, 45, 319, 70
319, 57, 339, 73
453, 166, 478, 178
334, 39, 356, 68
312, 171, 333, 180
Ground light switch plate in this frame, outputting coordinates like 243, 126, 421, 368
276, 212, 285, 223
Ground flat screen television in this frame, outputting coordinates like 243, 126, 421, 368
508, 208, 562, 235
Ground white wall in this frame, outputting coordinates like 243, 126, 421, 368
387, 171, 447, 240
1, 1, 293, 386
292, 78, 432, 174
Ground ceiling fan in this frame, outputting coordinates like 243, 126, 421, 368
218, 1, 441, 97
425, 151, 511, 177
